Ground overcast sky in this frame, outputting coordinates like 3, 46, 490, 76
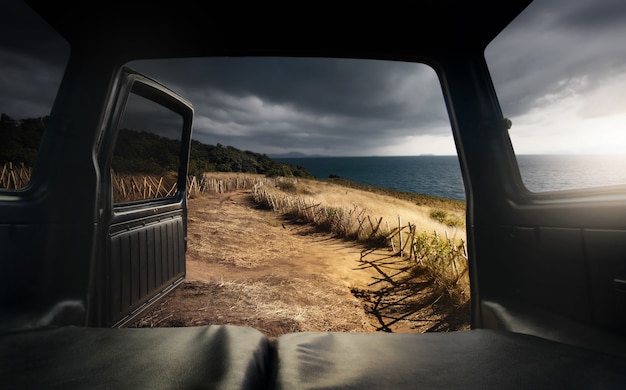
2, 0, 626, 156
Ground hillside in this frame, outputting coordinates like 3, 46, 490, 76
0, 114, 314, 180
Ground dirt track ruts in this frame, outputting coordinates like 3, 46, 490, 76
131, 190, 470, 337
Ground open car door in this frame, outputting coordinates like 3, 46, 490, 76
92, 67, 193, 327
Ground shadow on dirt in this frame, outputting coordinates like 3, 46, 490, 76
278, 214, 471, 333
351, 249, 470, 333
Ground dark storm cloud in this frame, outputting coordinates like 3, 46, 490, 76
485, 0, 626, 119
553, 0, 626, 32
0, 1, 70, 120
126, 0, 626, 155
2, 0, 625, 155
153, 58, 437, 121
129, 57, 449, 155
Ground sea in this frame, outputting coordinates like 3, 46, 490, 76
275, 155, 626, 201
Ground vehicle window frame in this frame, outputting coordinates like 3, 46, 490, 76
100, 67, 194, 213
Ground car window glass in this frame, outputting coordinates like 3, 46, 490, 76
0, 1, 69, 190
485, 0, 626, 192
112, 91, 185, 203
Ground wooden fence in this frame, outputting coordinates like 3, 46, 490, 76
251, 182, 469, 302
0, 162, 31, 190
252, 183, 467, 264
0, 162, 287, 202
111, 173, 280, 202
1, 161, 466, 264
112, 174, 177, 202
2, 162, 469, 302
187, 174, 281, 196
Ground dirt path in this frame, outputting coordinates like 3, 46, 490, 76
131, 190, 470, 337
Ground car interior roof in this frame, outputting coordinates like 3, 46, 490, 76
26, 1, 533, 61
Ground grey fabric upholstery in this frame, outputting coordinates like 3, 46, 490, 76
271, 329, 626, 389
2, 326, 626, 389
0, 325, 272, 389
481, 298, 626, 357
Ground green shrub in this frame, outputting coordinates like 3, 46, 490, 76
430, 209, 465, 228
277, 181, 297, 193
430, 209, 448, 223
413, 232, 468, 302
444, 215, 464, 228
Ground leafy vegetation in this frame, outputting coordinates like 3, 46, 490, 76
188, 140, 313, 179
0, 114, 45, 167
429, 209, 465, 228
276, 180, 297, 193
412, 232, 468, 304
0, 115, 314, 180
112, 128, 182, 175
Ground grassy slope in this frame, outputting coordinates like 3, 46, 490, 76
322, 177, 466, 213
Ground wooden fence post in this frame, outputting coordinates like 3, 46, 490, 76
398, 215, 403, 257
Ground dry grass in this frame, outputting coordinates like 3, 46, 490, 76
292, 178, 465, 240
220, 276, 372, 332
133, 277, 374, 336
131, 183, 471, 335
251, 176, 470, 310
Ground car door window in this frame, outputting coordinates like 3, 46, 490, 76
112, 91, 185, 203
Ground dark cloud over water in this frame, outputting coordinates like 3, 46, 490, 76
2, 0, 625, 155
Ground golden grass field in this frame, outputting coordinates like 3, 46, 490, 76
132, 173, 471, 336
277, 177, 465, 240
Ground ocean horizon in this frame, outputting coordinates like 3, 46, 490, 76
275, 154, 626, 201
